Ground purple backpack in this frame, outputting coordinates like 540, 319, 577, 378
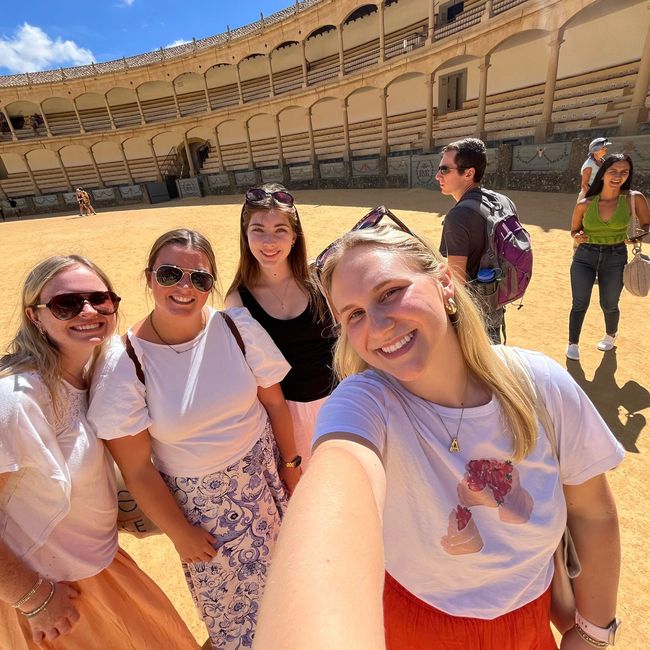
459, 189, 533, 307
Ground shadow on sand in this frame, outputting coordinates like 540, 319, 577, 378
566, 349, 649, 453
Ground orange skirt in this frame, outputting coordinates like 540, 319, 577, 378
384, 572, 558, 650
0, 547, 199, 650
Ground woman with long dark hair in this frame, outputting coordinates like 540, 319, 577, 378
567, 154, 650, 360
225, 184, 337, 467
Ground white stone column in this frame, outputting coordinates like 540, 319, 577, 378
380, 88, 388, 156
428, 1, 436, 45
476, 55, 491, 140
621, 24, 650, 135
379, 2, 386, 61
341, 98, 351, 161
534, 29, 564, 143
88, 148, 104, 186
21, 155, 40, 194
425, 73, 435, 152
203, 74, 213, 112
119, 142, 135, 184
183, 134, 197, 176
267, 56, 275, 97
482, 0, 493, 23
213, 126, 225, 171
235, 65, 245, 104
244, 121, 255, 168
338, 27, 345, 78
275, 114, 285, 167
306, 107, 316, 164
148, 139, 163, 181
134, 92, 146, 125
71, 101, 85, 134
39, 105, 53, 137
103, 96, 117, 129
1, 107, 18, 141
300, 40, 308, 87
54, 149, 73, 190
171, 83, 182, 118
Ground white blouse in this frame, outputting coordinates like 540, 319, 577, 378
88, 308, 290, 476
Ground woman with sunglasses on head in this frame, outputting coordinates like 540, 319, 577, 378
87, 228, 298, 649
255, 218, 624, 650
567, 153, 650, 361
225, 184, 337, 468
0, 255, 198, 649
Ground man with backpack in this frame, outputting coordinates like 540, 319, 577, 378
437, 138, 532, 344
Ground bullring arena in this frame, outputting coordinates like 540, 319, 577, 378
1, 0, 649, 647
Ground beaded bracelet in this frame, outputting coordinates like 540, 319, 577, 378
11, 575, 44, 609
22, 580, 56, 619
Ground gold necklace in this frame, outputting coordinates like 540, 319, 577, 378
266, 276, 292, 311
148, 311, 207, 354
431, 373, 469, 453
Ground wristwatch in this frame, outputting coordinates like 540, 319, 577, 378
575, 611, 621, 646
281, 455, 302, 469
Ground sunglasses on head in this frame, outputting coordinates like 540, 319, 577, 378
33, 291, 121, 321
245, 188, 294, 207
150, 264, 215, 292
315, 206, 415, 276
437, 165, 466, 176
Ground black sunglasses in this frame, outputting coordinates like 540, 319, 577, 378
150, 264, 215, 293
315, 206, 415, 276
437, 165, 466, 176
245, 188, 294, 207
33, 291, 121, 321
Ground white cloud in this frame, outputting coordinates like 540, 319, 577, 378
0, 23, 95, 74
119, 0, 136, 6
165, 38, 191, 48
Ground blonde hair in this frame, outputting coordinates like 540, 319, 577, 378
318, 225, 538, 461
0, 255, 117, 415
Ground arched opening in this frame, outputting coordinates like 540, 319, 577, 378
174, 72, 209, 117
76, 93, 112, 132
239, 54, 272, 103
4, 100, 44, 141
205, 64, 240, 110
305, 26, 340, 86
106, 87, 141, 129
137, 80, 177, 123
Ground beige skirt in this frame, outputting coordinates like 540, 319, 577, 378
0, 547, 199, 650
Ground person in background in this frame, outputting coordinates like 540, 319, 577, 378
0, 254, 198, 650
88, 228, 299, 649
567, 153, 650, 361
255, 221, 623, 650
579, 137, 611, 201
226, 184, 337, 467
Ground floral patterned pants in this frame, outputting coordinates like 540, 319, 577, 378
162, 422, 287, 649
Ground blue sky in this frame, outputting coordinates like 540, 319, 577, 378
0, 0, 295, 75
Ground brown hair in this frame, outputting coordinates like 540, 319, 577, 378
227, 183, 325, 320
146, 228, 222, 301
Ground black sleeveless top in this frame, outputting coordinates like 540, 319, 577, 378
239, 287, 337, 402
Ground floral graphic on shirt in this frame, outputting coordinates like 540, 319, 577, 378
441, 458, 533, 556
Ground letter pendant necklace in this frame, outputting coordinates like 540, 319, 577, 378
266, 276, 292, 311
431, 373, 468, 453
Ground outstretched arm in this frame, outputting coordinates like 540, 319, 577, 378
254, 440, 386, 650
560, 473, 620, 649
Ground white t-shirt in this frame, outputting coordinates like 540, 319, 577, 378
0, 373, 118, 582
88, 308, 290, 476
581, 157, 601, 186
314, 348, 624, 619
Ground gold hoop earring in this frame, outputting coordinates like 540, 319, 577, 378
445, 298, 458, 315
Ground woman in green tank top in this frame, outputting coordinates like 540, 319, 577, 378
567, 154, 650, 361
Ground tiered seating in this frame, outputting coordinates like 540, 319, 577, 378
31, 168, 69, 193
140, 96, 178, 123
177, 90, 208, 116
199, 149, 222, 173
384, 19, 428, 60
127, 157, 159, 182
0, 172, 34, 197
208, 83, 240, 109
78, 106, 113, 132
241, 75, 272, 103
273, 65, 304, 95
307, 53, 340, 86
251, 137, 281, 167
44, 111, 82, 136
280, 131, 311, 163
219, 142, 250, 169
313, 124, 345, 159
97, 161, 131, 185
434, 0, 485, 41
387, 109, 427, 152
66, 165, 99, 187
349, 118, 382, 156
110, 102, 142, 128
493, 0, 529, 15
434, 104, 477, 143
344, 38, 380, 75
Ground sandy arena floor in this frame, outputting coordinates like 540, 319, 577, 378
0, 188, 647, 648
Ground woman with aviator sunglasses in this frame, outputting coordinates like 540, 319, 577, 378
226, 183, 337, 468
256, 222, 623, 649
88, 228, 297, 649
0, 255, 198, 649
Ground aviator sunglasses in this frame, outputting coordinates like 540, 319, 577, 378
150, 264, 215, 292
437, 165, 467, 176
315, 205, 415, 276
245, 188, 294, 207
33, 291, 121, 321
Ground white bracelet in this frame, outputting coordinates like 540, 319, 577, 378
21, 581, 56, 618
